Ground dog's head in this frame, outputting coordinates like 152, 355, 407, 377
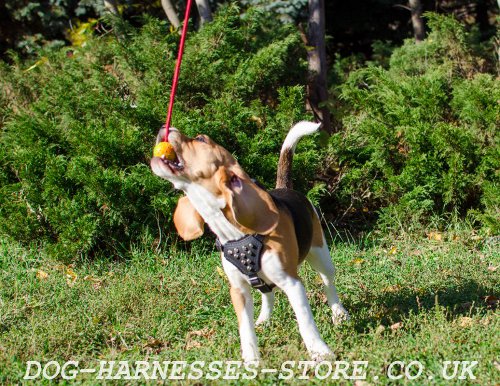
151, 127, 279, 240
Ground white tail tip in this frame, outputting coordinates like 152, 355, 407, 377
281, 121, 321, 152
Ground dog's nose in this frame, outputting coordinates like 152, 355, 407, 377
166, 127, 179, 142
157, 126, 180, 144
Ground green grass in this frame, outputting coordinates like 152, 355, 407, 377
0, 234, 498, 384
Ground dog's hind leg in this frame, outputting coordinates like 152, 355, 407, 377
261, 252, 333, 360
306, 238, 349, 325
256, 289, 275, 326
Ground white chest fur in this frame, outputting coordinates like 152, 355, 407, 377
184, 183, 244, 244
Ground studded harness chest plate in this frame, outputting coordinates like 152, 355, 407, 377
215, 234, 276, 293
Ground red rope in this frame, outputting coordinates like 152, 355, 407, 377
164, 0, 193, 142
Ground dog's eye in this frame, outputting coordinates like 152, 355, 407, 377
194, 135, 207, 143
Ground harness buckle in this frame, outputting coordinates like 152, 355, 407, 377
248, 275, 276, 293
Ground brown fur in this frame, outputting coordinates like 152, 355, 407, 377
276, 148, 294, 189
311, 211, 324, 247
173, 196, 205, 240
264, 208, 308, 278
229, 286, 246, 325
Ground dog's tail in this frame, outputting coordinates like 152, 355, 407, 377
276, 121, 321, 189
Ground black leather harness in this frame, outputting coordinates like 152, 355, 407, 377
215, 234, 276, 293
215, 187, 314, 294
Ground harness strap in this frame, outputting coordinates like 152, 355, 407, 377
216, 234, 276, 293
248, 274, 276, 293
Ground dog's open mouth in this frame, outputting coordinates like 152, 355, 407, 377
160, 153, 184, 173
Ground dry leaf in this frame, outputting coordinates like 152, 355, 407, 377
143, 338, 168, 353
185, 328, 214, 350
186, 340, 202, 350
24, 56, 48, 72
36, 270, 49, 280
216, 266, 226, 279
383, 284, 402, 293
487, 265, 498, 272
427, 232, 443, 241
388, 246, 398, 255
249, 115, 263, 127
458, 316, 473, 327
187, 328, 215, 339
351, 258, 365, 265
375, 325, 386, 334
493, 360, 500, 371
84, 275, 103, 290
66, 268, 77, 287
83, 275, 100, 282
480, 317, 491, 326
390, 322, 403, 331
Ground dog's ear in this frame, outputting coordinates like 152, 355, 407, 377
173, 196, 205, 240
218, 169, 279, 235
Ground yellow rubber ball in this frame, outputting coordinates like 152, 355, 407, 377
153, 142, 176, 161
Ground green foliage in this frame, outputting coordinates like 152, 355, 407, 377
325, 14, 499, 235
240, 0, 308, 23
0, 6, 314, 258
1, 0, 102, 56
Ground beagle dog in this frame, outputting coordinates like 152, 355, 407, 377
151, 122, 349, 362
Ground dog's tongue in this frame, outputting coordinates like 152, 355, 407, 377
153, 142, 176, 161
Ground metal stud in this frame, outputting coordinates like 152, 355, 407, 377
228, 250, 233, 255
235, 248, 239, 253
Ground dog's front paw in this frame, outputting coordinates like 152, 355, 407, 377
331, 304, 349, 325
308, 341, 334, 362
242, 349, 260, 365
310, 347, 334, 362
255, 315, 270, 326
242, 359, 260, 369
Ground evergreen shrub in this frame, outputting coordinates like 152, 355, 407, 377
324, 14, 499, 234
0, 6, 316, 258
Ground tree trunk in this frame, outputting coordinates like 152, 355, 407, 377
195, 0, 212, 26
307, 0, 331, 133
103, 0, 119, 15
475, 0, 490, 39
409, 0, 425, 43
161, 0, 181, 29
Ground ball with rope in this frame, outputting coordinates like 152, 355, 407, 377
153, 141, 176, 160
154, 0, 193, 161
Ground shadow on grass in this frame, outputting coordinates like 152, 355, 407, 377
347, 279, 498, 332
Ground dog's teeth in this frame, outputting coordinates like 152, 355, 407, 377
161, 155, 165, 160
